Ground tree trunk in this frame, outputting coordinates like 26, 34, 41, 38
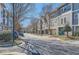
3, 8, 5, 30
40, 20, 42, 35
67, 31, 69, 37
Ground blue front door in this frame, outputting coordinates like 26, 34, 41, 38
58, 27, 64, 35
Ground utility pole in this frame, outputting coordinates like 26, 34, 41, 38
12, 3, 15, 45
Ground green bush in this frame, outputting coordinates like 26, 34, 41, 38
72, 32, 79, 37
0, 31, 12, 42
74, 32, 79, 36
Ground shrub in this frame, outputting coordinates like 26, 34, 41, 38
74, 31, 79, 36
72, 31, 79, 36
0, 31, 13, 42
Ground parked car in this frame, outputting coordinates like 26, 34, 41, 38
13, 30, 24, 38
19, 31, 24, 37
13, 30, 19, 38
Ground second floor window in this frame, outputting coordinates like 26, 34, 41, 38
72, 3, 79, 11
63, 4, 71, 13
72, 11, 78, 25
64, 17, 66, 24
61, 18, 63, 24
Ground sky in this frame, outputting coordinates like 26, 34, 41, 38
0, 3, 61, 28
19, 3, 61, 27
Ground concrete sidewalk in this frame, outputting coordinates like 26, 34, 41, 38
0, 40, 26, 55
23, 33, 60, 41
63, 40, 79, 45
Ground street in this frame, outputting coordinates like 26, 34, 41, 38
0, 33, 79, 55
19, 33, 79, 55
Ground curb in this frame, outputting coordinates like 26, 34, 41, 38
0, 52, 26, 55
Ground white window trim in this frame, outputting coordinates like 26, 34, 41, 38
78, 13, 79, 25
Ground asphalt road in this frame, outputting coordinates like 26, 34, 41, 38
20, 33, 79, 55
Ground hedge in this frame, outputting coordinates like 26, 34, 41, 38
0, 31, 13, 42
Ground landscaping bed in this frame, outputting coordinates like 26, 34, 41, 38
49, 35, 79, 41
56, 36, 79, 41
0, 31, 23, 47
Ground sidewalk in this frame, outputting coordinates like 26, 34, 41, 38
0, 46, 26, 55
62, 40, 79, 45
23, 33, 60, 41
0, 40, 26, 55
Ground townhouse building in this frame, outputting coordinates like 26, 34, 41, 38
50, 3, 72, 35
37, 16, 49, 35
49, 3, 79, 35
36, 3, 79, 36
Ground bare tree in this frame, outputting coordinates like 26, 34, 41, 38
30, 17, 38, 34
39, 16, 43, 35
0, 4, 5, 30
11, 3, 35, 32
40, 4, 53, 35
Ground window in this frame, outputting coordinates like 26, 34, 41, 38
72, 3, 79, 11
72, 26, 74, 31
51, 4, 71, 18
72, 11, 79, 25
61, 18, 63, 24
78, 13, 79, 25
59, 8, 63, 15
52, 11, 59, 18
64, 17, 66, 24
63, 4, 71, 13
